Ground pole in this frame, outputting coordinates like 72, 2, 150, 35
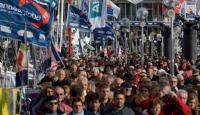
170, 16, 174, 76
68, 0, 73, 58
125, 31, 128, 64
135, 38, 138, 53
56, 0, 60, 43
78, 38, 84, 58
183, 22, 198, 61
59, 0, 64, 49
115, 32, 118, 55
141, 25, 144, 65
161, 36, 164, 57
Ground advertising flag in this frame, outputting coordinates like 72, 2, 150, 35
94, 23, 115, 41
89, 0, 107, 30
66, 4, 92, 32
107, 0, 120, 18
0, 0, 54, 47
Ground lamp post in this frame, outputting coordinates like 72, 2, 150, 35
113, 23, 120, 55
120, 18, 130, 64
136, 7, 148, 65
163, 0, 175, 76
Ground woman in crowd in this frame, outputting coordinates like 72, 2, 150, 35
187, 90, 199, 115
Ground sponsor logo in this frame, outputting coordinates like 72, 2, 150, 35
39, 34, 45, 40
0, 25, 11, 33
17, 30, 33, 38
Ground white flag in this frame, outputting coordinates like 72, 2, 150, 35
89, 0, 107, 30
107, 0, 120, 18
127, 0, 143, 5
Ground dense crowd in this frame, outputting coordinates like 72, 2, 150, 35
28, 53, 200, 115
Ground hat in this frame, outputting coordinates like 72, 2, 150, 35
38, 77, 52, 85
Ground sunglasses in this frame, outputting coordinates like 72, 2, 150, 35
56, 93, 64, 96
49, 102, 58, 105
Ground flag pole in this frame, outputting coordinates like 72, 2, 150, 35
59, 0, 64, 50
56, 0, 60, 43
68, 0, 73, 58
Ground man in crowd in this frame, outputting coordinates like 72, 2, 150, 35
103, 90, 135, 115
54, 86, 73, 114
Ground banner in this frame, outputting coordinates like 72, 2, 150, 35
94, 23, 115, 41
0, 0, 54, 47
0, 88, 17, 115
66, 4, 91, 32
89, 0, 107, 30
107, 0, 120, 18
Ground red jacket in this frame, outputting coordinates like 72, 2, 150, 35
141, 95, 191, 115
161, 97, 191, 115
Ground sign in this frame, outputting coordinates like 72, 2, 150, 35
185, 1, 196, 20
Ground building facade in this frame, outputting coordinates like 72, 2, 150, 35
111, 0, 163, 21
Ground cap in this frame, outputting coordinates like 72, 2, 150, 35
38, 77, 52, 85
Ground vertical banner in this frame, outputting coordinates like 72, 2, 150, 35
0, 88, 17, 115
89, 0, 107, 30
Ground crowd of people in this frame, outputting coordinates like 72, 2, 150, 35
28, 53, 200, 115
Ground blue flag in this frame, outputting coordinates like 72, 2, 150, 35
0, 0, 54, 47
50, 39, 65, 68
66, 4, 91, 32
94, 23, 115, 41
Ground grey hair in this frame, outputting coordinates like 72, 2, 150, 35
177, 89, 188, 96
77, 76, 88, 83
